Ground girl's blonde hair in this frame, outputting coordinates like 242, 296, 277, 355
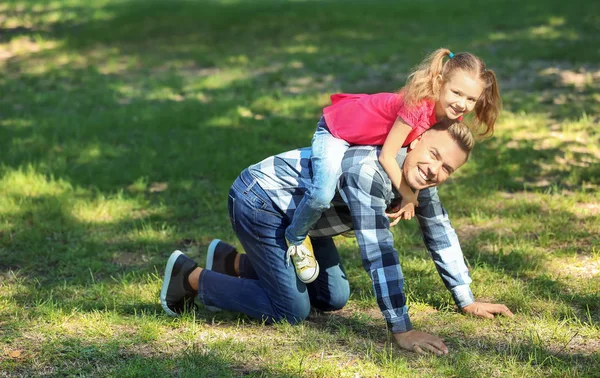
401, 48, 502, 137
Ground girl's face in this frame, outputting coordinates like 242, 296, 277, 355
435, 70, 484, 121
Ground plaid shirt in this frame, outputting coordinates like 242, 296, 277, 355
247, 146, 474, 333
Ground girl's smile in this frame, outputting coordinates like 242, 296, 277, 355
435, 71, 484, 121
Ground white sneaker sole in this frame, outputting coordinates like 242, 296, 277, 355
206, 239, 219, 271
298, 263, 320, 284
160, 250, 184, 317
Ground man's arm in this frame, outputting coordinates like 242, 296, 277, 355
414, 187, 475, 308
415, 188, 514, 318
339, 163, 452, 355
339, 163, 413, 333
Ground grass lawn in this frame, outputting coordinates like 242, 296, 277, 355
0, 0, 599, 376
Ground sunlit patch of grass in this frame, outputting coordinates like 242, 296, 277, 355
0, 118, 33, 129
123, 221, 176, 244
529, 25, 579, 40
0, 36, 59, 64
545, 255, 600, 279
1, 0, 118, 28
283, 44, 319, 54
197, 69, 251, 90
0, 166, 157, 226
0, 166, 72, 197
71, 196, 151, 224
489, 17, 580, 42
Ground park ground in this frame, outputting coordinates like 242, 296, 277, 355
0, 0, 599, 376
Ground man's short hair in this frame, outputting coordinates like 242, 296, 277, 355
428, 120, 475, 157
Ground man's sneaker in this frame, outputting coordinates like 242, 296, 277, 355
204, 239, 238, 312
285, 236, 319, 284
160, 250, 198, 317
206, 239, 238, 277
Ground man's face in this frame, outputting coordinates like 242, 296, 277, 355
435, 70, 484, 120
402, 129, 468, 190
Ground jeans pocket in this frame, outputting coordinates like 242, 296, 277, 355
251, 191, 281, 218
252, 203, 285, 240
228, 194, 237, 232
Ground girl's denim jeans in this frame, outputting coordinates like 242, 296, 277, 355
285, 117, 350, 245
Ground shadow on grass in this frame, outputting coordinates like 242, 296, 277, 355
3, 335, 301, 377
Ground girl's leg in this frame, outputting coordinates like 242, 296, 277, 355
285, 119, 350, 245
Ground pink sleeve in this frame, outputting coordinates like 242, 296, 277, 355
396, 101, 428, 129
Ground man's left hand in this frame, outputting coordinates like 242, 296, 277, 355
461, 302, 514, 319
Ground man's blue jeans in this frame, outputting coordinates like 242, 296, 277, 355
285, 117, 350, 245
197, 169, 350, 324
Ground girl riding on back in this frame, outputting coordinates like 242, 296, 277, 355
286, 48, 502, 284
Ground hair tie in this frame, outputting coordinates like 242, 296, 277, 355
448, 52, 455, 59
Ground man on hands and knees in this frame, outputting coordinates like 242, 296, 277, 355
160, 119, 513, 355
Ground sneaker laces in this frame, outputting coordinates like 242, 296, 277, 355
285, 245, 310, 269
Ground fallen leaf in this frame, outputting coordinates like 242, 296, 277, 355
8, 349, 23, 358
149, 182, 168, 193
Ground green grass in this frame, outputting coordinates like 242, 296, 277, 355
0, 0, 599, 376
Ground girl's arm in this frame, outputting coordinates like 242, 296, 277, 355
378, 117, 418, 220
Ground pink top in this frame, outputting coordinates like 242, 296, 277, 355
322, 92, 439, 146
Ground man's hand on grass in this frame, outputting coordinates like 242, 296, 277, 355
393, 330, 448, 356
461, 302, 514, 319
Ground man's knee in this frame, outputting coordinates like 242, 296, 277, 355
328, 284, 350, 310
312, 280, 350, 311
315, 282, 349, 311
275, 299, 311, 325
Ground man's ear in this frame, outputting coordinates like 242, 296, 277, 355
407, 135, 422, 152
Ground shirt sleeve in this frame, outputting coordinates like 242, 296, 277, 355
415, 187, 475, 308
396, 100, 428, 129
339, 163, 412, 333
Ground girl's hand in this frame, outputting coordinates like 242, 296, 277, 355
386, 208, 403, 227
386, 191, 419, 226
399, 200, 416, 221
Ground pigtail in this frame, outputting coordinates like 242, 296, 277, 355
473, 69, 502, 137
402, 48, 453, 105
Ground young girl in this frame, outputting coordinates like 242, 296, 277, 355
286, 48, 502, 283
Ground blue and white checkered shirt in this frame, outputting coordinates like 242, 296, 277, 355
247, 145, 474, 333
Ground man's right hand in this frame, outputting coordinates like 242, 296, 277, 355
393, 330, 449, 355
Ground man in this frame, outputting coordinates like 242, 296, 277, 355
160, 120, 513, 355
